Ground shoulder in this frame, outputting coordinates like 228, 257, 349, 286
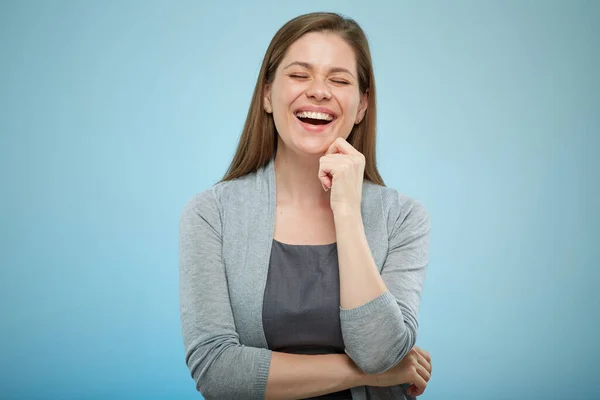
180, 171, 261, 223
363, 182, 430, 237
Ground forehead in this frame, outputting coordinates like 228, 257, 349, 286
281, 32, 357, 74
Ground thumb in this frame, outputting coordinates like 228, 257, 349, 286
319, 173, 332, 191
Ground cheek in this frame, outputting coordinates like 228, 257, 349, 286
341, 94, 360, 118
338, 87, 360, 109
273, 81, 302, 107
271, 84, 298, 135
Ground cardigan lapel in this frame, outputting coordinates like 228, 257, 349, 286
223, 158, 276, 348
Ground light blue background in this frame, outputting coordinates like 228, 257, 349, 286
1, 1, 598, 399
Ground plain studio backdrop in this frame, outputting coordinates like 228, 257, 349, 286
1, 1, 598, 399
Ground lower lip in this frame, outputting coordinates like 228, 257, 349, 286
295, 116, 335, 133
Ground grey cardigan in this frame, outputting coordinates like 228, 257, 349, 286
179, 158, 430, 400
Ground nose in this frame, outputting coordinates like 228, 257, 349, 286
305, 78, 331, 102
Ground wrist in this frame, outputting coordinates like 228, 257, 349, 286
342, 354, 369, 387
332, 204, 362, 221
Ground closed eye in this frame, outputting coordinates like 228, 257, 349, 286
290, 74, 308, 79
331, 79, 350, 85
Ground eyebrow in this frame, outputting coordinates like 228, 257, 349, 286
283, 61, 355, 79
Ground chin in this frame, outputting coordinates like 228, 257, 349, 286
291, 135, 334, 155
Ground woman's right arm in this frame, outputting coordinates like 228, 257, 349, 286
180, 191, 271, 399
266, 352, 365, 399
179, 191, 368, 399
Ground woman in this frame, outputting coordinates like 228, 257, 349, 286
179, 12, 432, 400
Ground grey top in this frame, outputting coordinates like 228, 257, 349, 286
178, 157, 430, 400
263, 239, 352, 400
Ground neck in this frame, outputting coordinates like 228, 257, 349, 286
274, 145, 330, 208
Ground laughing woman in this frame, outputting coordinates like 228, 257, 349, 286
179, 12, 432, 400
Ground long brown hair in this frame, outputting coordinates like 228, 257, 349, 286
221, 12, 384, 185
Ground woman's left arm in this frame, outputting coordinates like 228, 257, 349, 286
319, 138, 431, 375
335, 197, 430, 375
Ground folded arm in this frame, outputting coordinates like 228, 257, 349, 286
336, 194, 431, 374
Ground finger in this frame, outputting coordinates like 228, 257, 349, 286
417, 354, 431, 374
409, 371, 428, 395
319, 173, 332, 191
406, 384, 417, 397
416, 363, 431, 383
318, 162, 333, 190
325, 137, 345, 154
320, 153, 347, 163
413, 346, 431, 373
415, 347, 431, 364
318, 154, 345, 188
407, 384, 424, 397
326, 137, 360, 155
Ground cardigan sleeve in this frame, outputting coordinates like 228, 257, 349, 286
179, 189, 272, 399
340, 193, 430, 375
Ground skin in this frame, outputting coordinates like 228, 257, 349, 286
262, 32, 432, 398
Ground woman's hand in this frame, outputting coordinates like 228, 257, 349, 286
362, 346, 432, 396
318, 137, 365, 216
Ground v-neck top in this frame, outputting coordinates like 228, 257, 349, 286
262, 239, 352, 399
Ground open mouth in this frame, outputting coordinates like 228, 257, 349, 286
295, 111, 335, 126
297, 116, 331, 125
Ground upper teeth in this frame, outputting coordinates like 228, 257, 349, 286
295, 111, 334, 121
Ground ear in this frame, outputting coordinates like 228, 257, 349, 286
263, 83, 273, 113
355, 90, 368, 124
